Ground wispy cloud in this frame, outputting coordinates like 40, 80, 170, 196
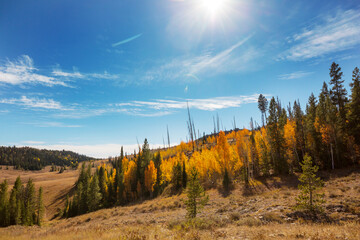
51, 68, 119, 81
188, 35, 253, 75
22, 141, 45, 144
281, 9, 360, 61
112, 33, 143, 47
52, 69, 84, 78
114, 94, 261, 115
142, 35, 259, 83
59, 94, 263, 118
0, 96, 69, 110
1, 93, 263, 118
0, 55, 68, 87
22, 121, 82, 128
278, 71, 313, 80
0, 55, 123, 88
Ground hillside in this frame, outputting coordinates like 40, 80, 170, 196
0, 146, 95, 170
0, 160, 106, 220
0, 166, 359, 239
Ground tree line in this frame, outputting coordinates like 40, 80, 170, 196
0, 146, 94, 170
63, 62, 359, 218
0, 177, 44, 227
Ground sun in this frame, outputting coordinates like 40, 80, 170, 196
198, 0, 227, 19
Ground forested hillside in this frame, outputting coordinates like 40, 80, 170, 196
0, 146, 94, 170
63, 62, 360, 218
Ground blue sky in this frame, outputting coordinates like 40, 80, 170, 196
0, 0, 359, 158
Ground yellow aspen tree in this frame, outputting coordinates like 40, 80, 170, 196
124, 160, 137, 200
254, 127, 270, 175
144, 160, 157, 197
122, 157, 129, 172
216, 131, 231, 175
236, 129, 251, 185
284, 119, 299, 172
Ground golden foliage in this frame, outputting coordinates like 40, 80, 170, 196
145, 161, 157, 193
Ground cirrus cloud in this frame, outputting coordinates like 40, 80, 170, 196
281, 9, 360, 61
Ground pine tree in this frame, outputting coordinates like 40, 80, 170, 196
172, 161, 182, 190
267, 97, 287, 174
24, 179, 36, 225
348, 67, 360, 145
63, 195, 70, 218
329, 62, 348, 124
11, 176, 23, 225
306, 93, 321, 164
184, 167, 209, 219
182, 160, 187, 189
258, 94, 268, 127
293, 100, 306, 161
88, 174, 101, 211
295, 154, 325, 213
222, 168, 231, 192
36, 187, 44, 226
0, 180, 10, 226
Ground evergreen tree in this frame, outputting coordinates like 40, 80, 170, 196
348, 67, 360, 145
63, 195, 70, 218
139, 139, 151, 190
23, 179, 36, 225
305, 93, 321, 164
184, 167, 209, 218
295, 154, 325, 213
36, 187, 44, 226
88, 174, 101, 211
172, 161, 182, 190
267, 97, 287, 174
182, 160, 187, 189
222, 168, 231, 192
9, 189, 17, 225
329, 62, 348, 124
258, 94, 268, 127
153, 152, 163, 196
11, 176, 23, 225
0, 180, 10, 226
293, 100, 306, 164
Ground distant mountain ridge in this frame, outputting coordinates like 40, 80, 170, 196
0, 146, 94, 170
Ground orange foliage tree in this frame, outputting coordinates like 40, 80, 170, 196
144, 160, 157, 197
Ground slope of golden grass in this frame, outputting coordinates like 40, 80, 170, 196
0, 166, 360, 239
0, 160, 108, 219
0, 165, 79, 219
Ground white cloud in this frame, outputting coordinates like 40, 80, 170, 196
278, 71, 313, 80
52, 69, 119, 80
188, 35, 253, 75
0, 55, 68, 87
114, 94, 261, 115
281, 9, 360, 61
52, 69, 84, 78
0, 96, 68, 110
21, 143, 166, 158
1, 93, 263, 118
142, 36, 259, 83
22, 141, 45, 144
23, 121, 82, 128
184, 85, 188, 93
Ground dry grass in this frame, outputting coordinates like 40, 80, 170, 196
0, 160, 107, 219
0, 166, 359, 239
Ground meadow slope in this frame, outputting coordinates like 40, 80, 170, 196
0, 165, 359, 239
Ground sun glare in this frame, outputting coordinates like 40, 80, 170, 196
199, 0, 226, 19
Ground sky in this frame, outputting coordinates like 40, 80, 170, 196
0, 0, 360, 158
